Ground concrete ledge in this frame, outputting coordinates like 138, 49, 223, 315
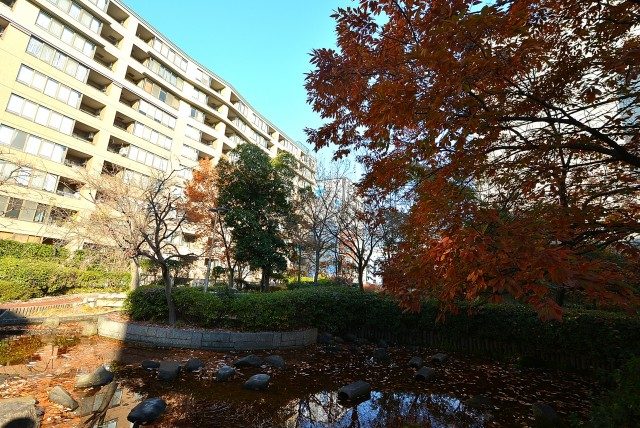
97, 316, 317, 351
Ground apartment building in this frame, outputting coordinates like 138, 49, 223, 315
0, 0, 317, 246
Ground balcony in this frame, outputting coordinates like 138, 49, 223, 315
63, 148, 91, 169
100, 23, 123, 48
79, 95, 105, 117
86, 70, 112, 93
106, 2, 130, 25
56, 177, 82, 198
107, 135, 130, 155
93, 46, 117, 70
72, 122, 99, 143
113, 112, 134, 132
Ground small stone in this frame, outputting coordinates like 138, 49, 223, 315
317, 332, 333, 344
377, 339, 389, 348
373, 347, 390, 362
42, 317, 60, 328
465, 394, 492, 410
48, 386, 78, 411
158, 362, 181, 381
532, 402, 561, 428
408, 356, 423, 369
75, 365, 114, 389
184, 358, 204, 372
127, 397, 166, 423
216, 365, 236, 381
334, 336, 345, 344
415, 367, 436, 381
233, 355, 263, 368
80, 322, 98, 337
243, 374, 271, 390
338, 380, 371, 402
0, 397, 43, 428
431, 353, 448, 363
141, 360, 160, 370
265, 355, 285, 369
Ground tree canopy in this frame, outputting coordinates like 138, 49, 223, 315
306, 0, 640, 318
216, 144, 297, 290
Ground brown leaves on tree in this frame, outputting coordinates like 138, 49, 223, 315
305, 0, 640, 319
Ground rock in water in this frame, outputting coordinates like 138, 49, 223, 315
141, 360, 160, 370
0, 397, 43, 428
373, 348, 389, 362
158, 362, 181, 381
243, 374, 271, 390
127, 398, 167, 423
48, 386, 78, 411
75, 366, 114, 389
216, 365, 236, 381
233, 355, 263, 367
265, 355, 286, 369
415, 367, 436, 381
338, 380, 371, 402
184, 358, 204, 372
431, 353, 448, 363
465, 394, 492, 410
532, 402, 561, 428
408, 356, 423, 369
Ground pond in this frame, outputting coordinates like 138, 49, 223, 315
0, 326, 596, 427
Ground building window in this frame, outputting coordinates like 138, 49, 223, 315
0, 124, 68, 163
131, 122, 172, 150
35, 12, 96, 56
46, 0, 102, 33
4, 198, 22, 219
6, 94, 75, 135
17, 65, 82, 108
26, 37, 90, 82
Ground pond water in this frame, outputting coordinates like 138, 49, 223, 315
0, 326, 597, 427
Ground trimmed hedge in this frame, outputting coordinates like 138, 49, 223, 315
0, 257, 129, 301
0, 239, 69, 259
125, 286, 640, 368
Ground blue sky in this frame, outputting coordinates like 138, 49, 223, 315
123, 0, 351, 165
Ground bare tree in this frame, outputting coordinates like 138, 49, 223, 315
333, 193, 385, 290
299, 162, 351, 285
75, 170, 196, 324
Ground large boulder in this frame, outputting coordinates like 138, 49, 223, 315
431, 353, 448, 364
408, 356, 423, 369
0, 397, 43, 428
141, 360, 160, 370
48, 386, 78, 411
265, 355, 286, 369
158, 362, 181, 381
243, 374, 271, 391
75, 366, 114, 389
338, 381, 371, 402
415, 367, 436, 381
184, 358, 204, 372
532, 402, 561, 428
216, 365, 236, 382
233, 355, 263, 368
127, 398, 167, 424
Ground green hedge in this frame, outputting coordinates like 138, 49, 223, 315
125, 286, 640, 367
0, 239, 69, 259
0, 257, 129, 301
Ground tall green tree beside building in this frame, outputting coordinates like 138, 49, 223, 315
217, 144, 296, 290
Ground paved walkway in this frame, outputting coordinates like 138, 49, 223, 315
0, 294, 85, 309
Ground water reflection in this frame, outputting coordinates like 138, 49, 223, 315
281, 391, 487, 428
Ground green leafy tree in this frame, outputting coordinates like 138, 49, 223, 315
217, 144, 296, 291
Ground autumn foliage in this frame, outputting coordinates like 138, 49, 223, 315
305, 0, 640, 318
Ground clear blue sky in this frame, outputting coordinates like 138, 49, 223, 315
123, 0, 350, 164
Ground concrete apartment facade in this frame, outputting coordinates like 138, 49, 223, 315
0, 0, 316, 247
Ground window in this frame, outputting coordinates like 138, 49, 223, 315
185, 125, 201, 142
16, 65, 82, 108
180, 144, 198, 161
151, 38, 187, 71
26, 37, 89, 83
0, 124, 68, 163
36, 12, 96, 56
189, 107, 204, 123
137, 100, 176, 129
131, 122, 172, 150
146, 58, 183, 89
46, 0, 102, 34
4, 198, 22, 219
6, 94, 76, 135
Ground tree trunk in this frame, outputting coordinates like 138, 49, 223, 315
260, 268, 269, 292
357, 265, 365, 291
129, 259, 140, 290
313, 249, 321, 286
297, 245, 302, 283
161, 264, 176, 325
227, 269, 234, 290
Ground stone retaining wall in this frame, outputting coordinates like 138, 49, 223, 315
97, 317, 317, 351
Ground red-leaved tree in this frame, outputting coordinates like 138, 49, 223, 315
306, 0, 640, 319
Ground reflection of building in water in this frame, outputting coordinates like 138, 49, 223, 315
76, 384, 140, 428
282, 391, 486, 428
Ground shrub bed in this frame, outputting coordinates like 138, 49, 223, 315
125, 286, 640, 369
0, 257, 129, 302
